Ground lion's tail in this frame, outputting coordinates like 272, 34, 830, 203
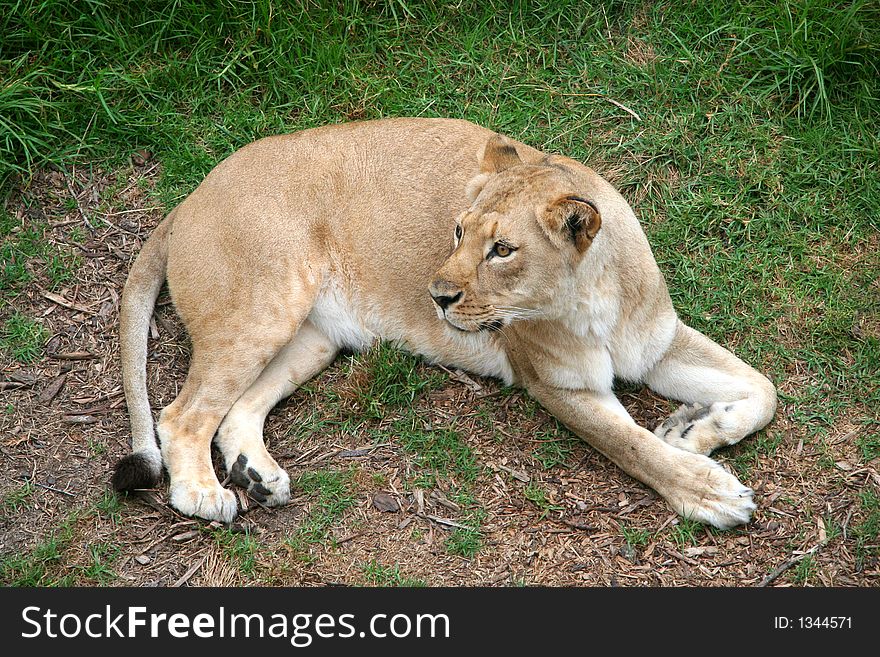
112, 209, 176, 493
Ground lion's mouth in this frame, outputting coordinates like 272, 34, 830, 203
442, 314, 506, 333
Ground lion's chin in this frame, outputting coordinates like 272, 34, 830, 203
443, 318, 476, 332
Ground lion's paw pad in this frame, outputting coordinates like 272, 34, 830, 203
654, 402, 734, 455
228, 454, 290, 507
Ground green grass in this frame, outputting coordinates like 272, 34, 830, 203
1, 481, 34, 515
382, 418, 487, 556
45, 250, 81, 288
0, 536, 74, 586
350, 343, 446, 419
791, 554, 816, 585
361, 560, 426, 587
821, 514, 841, 544
388, 421, 480, 490
1, 0, 878, 581
285, 468, 358, 560
87, 437, 108, 457
444, 525, 484, 559
286, 344, 445, 439
292, 346, 488, 558
212, 527, 262, 577
531, 423, 578, 469
0, 500, 128, 586
444, 499, 487, 558
730, 429, 786, 479
668, 517, 706, 548
523, 482, 564, 519
853, 489, 879, 568
856, 426, 880, 463
732, 0, 879, 122
621, 524, 653, 549
1, 312, 49, 363
0, 212, 39, 291
0, 510, 80, 586
95, 490, 123, 524
1, 208, 81, 303
80, 542, 121, 585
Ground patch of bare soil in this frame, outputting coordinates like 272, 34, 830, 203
1, 162, 877, 587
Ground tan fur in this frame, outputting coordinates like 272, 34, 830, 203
117, 118, 776, 528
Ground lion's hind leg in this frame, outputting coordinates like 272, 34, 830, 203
214, 319, 339, 506
157, 328, 293, 522
643, 321, 777, 456
158, 284, 320, 522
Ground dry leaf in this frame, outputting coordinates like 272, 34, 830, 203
818, 516, 828, 544
372, 492, 400, 513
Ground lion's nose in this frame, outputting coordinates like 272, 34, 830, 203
431, 290, 462, 310
429, 281, 463, 310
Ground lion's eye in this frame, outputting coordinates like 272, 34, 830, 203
454, 225, 463, 240
493, 243, 512, 258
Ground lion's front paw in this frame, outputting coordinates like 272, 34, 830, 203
664, 453, 755, 530
228, 453, 291, 507
169, 479, 238, 523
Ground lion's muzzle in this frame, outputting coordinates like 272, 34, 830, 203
429, 279, 464, 312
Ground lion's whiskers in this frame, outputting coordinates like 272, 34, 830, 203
492, 306, 546, 322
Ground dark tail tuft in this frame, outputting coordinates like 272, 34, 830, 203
112, 451, 162, 492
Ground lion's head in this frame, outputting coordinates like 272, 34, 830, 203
429, 134, 602, 332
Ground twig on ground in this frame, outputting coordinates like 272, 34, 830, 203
18, 478, 76, 497
172, 557, 206, 587
65, 177, 94, 230
50, 351, 96, 360
661, 546, 700, 566
421, 514, 476, 532
602, 96, 642, 121
759, 546, 820, 587
560, 519, 597, 531
334, 532, 363, 545
41, 290, 96, 315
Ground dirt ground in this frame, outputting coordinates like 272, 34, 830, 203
1, 160, 877, 587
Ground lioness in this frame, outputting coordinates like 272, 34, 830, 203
113, 118, 776, 530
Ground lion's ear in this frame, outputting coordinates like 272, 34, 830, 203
479, 134, 522, 174
466, 134, 522, 202
544, 195, 602, 253
464, 173, 491, 202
